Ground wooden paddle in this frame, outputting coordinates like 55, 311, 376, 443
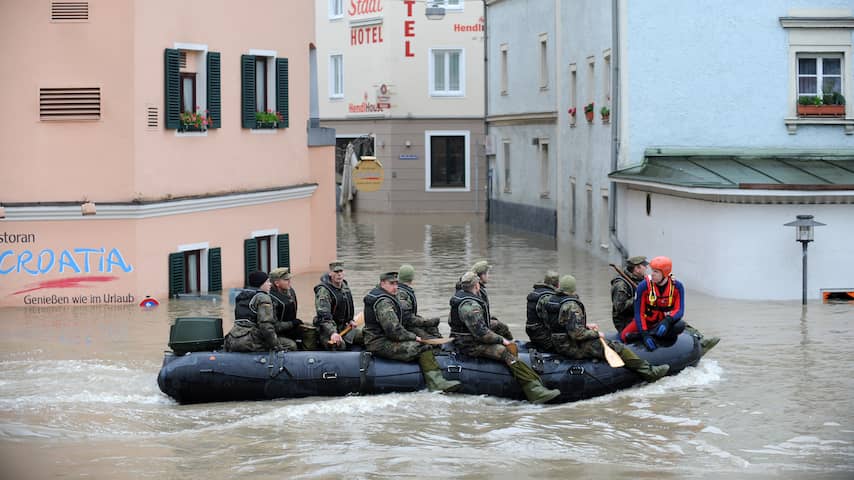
600, 337, 625, 368
419, 337, 454, 345
328, 312, 364, 344
505, 342, 518, 357
609, 263, 638, 288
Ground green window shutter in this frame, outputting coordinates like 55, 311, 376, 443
277, 234, 290, 269
276, 58, 289, 128
241, 54, 256, 129
164, 49, 181, 129
207, 51, 221, 129
243, 238, 258, 287
168, 252, 185, 297
208, 247, 222, 292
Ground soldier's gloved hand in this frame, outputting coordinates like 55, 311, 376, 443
293, 318, 303, 326
642, 333, 658, 351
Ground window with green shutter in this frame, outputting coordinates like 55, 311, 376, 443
208, 247, 222, 291
168, 252, 185, 297
243, 238, 258, 287
277, 234, 290, 269
164, 49, 181, 129
276, 58, 289, 128
207, 51, 221, 129
241, 55, 257, 128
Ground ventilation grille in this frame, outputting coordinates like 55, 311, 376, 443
179, 51, 187, 69
39, 87, 100, 120
146, 106, 158, 128
51, 2, 89, 21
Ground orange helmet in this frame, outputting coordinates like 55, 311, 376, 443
649, 256, 672, 277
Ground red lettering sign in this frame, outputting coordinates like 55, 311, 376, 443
350, 25, 384, 46
404, 20, 415, 37
348, 0, 383, 17
403, 0, 415, 58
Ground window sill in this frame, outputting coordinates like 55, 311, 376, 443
176, 129, 208, 137
784, 117, 854, 135
251, 128, 279, 134
430, 92, 465, 98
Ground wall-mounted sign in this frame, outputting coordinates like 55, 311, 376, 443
349, 91, 388, 113
353, 156, 384, 192
348, 0, 383, 17
399, 154, 417, 160
403, 0, 415, 57
454, 17, 485, 32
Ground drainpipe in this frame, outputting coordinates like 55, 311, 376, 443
481, 0, 488, 216
609, 0, 628, 261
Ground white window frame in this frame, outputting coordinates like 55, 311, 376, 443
177, 241, 210, 293
539, 139, 550, 198
500, 44, 509, 95
424, 130, 470, 192
437, 0, 463, 11
602, 49, 612, 109
329, 53, 344, 99
569, 63, 578, 126
174, 42, 209, 137
503, 140, 511, 193
797, 53, 843, 99
329, 0, 343, 19
251, 229, 280, 271
539, 33, 549, 90
249, 49, 276, 120
429, 48, 465, 97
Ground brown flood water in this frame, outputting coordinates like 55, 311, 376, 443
0, 212, 852, 479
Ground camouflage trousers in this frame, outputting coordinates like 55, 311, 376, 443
549, 333, 605, 360
525, 322, 554, 352
404, 315, 442, 339
366, 338, 431, 362
489, 317, 513, 340
224, 320, 296, 353
453, 336, 515, 365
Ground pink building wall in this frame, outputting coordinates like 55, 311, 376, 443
0, 0, 336, 307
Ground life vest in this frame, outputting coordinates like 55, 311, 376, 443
642, 274, 677, 323
526, 284, 555, 325
234, 289, 263, 322
270, 288, 297, 324
363, 286, 401, 337
397, 283, 418, 319
544, 292, 586, 333
449, 290, 488, 335
313, 274, 354, 326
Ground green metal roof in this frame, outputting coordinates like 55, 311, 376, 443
609, 151, 854, 190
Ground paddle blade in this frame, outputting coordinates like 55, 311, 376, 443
354, 311, 365, 326
420, 337, 454, 345
600, 337, 625, 368
506, 342, 518, 357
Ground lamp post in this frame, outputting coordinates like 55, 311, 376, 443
783, 214, 825, 305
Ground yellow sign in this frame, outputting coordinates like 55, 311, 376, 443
353, 156, 384, 192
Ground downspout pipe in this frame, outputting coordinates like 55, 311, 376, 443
609, 0, 628, 261
482, 0, 489, 218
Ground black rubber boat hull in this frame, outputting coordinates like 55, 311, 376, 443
157, 333, 701, 404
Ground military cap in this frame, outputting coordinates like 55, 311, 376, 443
380, 271, 399, 282
625, 256, 649, 268
460, 271, 480, 289
543, 270, 559, 287
559, 274, 576, 294
269, 267, 291, 281
248, 271, 269, 288
329, 261, 344, 272
398, 264, 415, 283
471, 260, 491, 275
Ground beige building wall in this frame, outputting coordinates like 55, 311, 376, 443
315, 0, 486, 212
0, 0, 336, 307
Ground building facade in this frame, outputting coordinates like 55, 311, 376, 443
0, 0, 337, 307
316, 0, 486, 213
486, 0, 854, 300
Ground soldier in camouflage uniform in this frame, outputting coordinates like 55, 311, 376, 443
449, 271, 560, 403
525, 271, 559, 351
313, 261, 363, 349
396, 264, 442, 339
364, 271, 461, 392
546, 275, 669, 382
225, 271, 296, 352
611, 256, 649, 332
269, 267, 317, 350
469, 260, 514, 340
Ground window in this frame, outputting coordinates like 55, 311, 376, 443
500, 44, 508, 95
180, 73, 196, 113
569, 63, 577, 126
329, 54, 344, 98
599, 189, 609, 249
430, 48, 465, 96
256, 236, 272, 273
244, 231, 290, 287
570, 178, 577, 235
587, 56, 595, 105
436, 0, 462, 10
585, 184, 593, 243
539, 141, 549, 198
539, 34, 549, 89
168, 244, 222, 296
241, 51, 289, 129
602, 49, 611, 111
329, 0, 343, 19
503, 140, 511, 193
798, 54, 842, 100
425, 130, 470, 191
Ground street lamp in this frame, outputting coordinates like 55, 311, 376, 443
425, 3, 445, 20
783, 214, 826, 305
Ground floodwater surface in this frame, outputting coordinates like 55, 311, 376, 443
0, 213, 851, 479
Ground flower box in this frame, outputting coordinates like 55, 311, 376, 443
254, 121, 279, 129
797, 104, 845, 117
179, 124, 207, 133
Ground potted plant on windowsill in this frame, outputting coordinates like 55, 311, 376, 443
568, 107, 577, 122
255, 110, 283, 129
797, 93, 845, 117
600, 106, 610, 123
584, 102, 595, 122
179, 108, 211, 132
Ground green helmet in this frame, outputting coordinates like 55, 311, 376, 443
398, 264, 415, 283
559, 275, 577, 294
